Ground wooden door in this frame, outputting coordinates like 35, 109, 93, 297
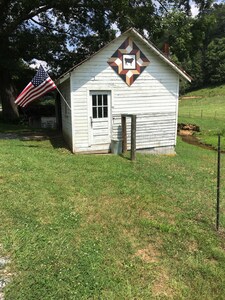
90, 91, 111, 145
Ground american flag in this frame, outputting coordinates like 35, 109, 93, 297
15, 65, 56, 107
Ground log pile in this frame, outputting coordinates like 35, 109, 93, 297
178, 123, 200, 136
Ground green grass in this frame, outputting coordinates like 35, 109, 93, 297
181, 84, 225, 98
179, 84, 225, 149
0, 127, 225, 299
179, 84, 225, 120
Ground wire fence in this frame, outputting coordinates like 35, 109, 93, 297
179, 110, 225, 120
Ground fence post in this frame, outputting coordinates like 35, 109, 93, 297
216, 134, 221, 231
121, 115, 127, 153
131, 115, 136, 161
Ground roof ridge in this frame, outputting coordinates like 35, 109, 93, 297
57, 27, 192, 84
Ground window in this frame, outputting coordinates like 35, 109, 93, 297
92, 94, 108, 118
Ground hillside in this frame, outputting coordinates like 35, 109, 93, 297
179, 84, 225, 149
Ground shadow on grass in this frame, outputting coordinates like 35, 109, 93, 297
0, 120, 70, 152
119, 153, 133, 161
20, 133, 71, 152
48, 134, 71, 151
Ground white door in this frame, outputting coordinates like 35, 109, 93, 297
89, 91, 111, 146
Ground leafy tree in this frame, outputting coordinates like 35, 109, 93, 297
154, 2, 225, 90
1, 0, 224, 121
205, 38, 225, 84
0, 0, 118, 121
155, 11, 194, 60
212, 4, 225, 39
191, 3, 225, 87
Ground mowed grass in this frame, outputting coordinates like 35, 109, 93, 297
179, 84, 225, 150
0, 129, 225, 299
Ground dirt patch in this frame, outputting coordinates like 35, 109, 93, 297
135, 244, 160, 263
187, 240, 199, 253
180, 96, 203, 100
0, 130, 61, 141
152, 268, 174, 298
140, 211, 155, 220
0, 251, 12, 300
180, 134, 225, 153
179, 129, 193, 136
178, 123, 225, 152
0, 133, 21, 140
20, 135, 50, 141
180, 135, 210, 149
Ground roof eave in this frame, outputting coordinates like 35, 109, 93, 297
56, 27, 192, 84
129, 28, 192, 82
56, 28, 135, 85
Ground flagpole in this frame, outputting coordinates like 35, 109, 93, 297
55, 86, 71, 111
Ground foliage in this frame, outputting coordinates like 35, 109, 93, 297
0, 126, 225, 299
156, 11, 194, 60
0, 0, 119, 120
155, 3, 225, 92
1, 0, 225, 119
205, 38, 225, 85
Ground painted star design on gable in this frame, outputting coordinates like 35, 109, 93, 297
107, 37, 150, 86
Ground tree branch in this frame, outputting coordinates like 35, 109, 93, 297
30, 17, 72, 36
155, 0, 169, 13
2, 4, 51, 36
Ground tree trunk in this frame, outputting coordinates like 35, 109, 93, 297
0, 70, 19, 121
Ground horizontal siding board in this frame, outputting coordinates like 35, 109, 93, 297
111, 112, 176, 149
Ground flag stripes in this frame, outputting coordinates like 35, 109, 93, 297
15, 65, 56, 107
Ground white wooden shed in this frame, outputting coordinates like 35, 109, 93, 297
57, 28, 191, 154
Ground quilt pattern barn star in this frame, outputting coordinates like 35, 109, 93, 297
107, 37, 150, 86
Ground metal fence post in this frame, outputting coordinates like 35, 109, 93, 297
216, 134, 221, 231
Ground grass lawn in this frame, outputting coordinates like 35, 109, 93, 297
179, 84, 225, 150
0, 126, 225, 299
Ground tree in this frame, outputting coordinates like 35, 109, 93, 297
205, 38, 225, 85
191, 3, 225, 87
1, 0, 223, 120
153, 1, 225, 90
0, 0, 119, 121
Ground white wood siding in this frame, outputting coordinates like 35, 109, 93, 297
70, 33, 179, 152
59, 79, 72, 149
112, 113, 176, 150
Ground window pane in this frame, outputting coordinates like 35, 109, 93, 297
103, 107, 108, 118
93, 107, 97, 118
92, 95, 97, 106
103, 95, 107, 106
98, 95, 102, 106
98, 107, 102, 118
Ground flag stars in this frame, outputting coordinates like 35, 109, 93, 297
31, 66, 49, 87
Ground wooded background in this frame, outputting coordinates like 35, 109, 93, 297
0, 0, 224, 120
